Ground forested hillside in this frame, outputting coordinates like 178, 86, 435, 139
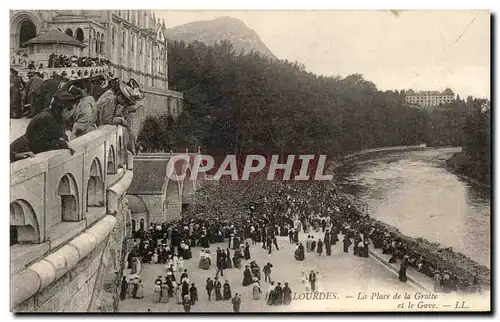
138, 40, 473, 157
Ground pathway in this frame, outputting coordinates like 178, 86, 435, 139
118, 231, 415, 313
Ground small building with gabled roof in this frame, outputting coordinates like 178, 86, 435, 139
23, 29, 86, 67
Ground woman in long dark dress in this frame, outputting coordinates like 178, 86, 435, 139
353, 238, 359, 256
331, 229, 339, 245
294, 243, 305, 261
282, 282, 292, 305
324, 233, 332, 256
343, 236, 351, 253
266, 282, 276, 305
363, 239, 369, 258
120, 276, 128, 300
182, 280, 190, 299
189, 283, 198, 305
399, 260, 408, 282
223, 280, 232, 300
214, 278, 223, 301
250, 262, 261, 281
233, 249, 242, 268
317, 239, 324, 256
310, 239, 317, 252
244, 243, 251, 260
242, 265, 253, 286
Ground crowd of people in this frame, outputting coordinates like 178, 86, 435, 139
10, 67, 144, 162
48, 54, 110, 68
11, 52, 109, 70
118, 175, 483, 313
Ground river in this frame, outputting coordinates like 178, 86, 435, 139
335, 147, 491, 268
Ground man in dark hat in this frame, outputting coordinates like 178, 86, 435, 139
24, 72, 44, 117
32, 73, 64, 116
23, 90, 80, 155
10, 68, 26, 119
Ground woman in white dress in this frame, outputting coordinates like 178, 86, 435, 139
178, 256, 184, 272
315, 271, 323, 292
172, 254, 179, 272
166, 256, 174, 272
176, 283, 183, 304
301, 271, 311, 292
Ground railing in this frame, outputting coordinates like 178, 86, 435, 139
13, 66, 108, 81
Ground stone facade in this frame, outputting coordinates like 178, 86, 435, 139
10, 10, 169, 91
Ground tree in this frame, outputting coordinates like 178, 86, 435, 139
138, 40, 474, 157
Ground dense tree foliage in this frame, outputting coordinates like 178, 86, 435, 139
461, 99, 491, 183
138, 40, 477, 157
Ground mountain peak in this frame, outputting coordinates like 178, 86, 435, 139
165, 16, 276, 59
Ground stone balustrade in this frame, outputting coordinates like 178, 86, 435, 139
10, 125, 133, 311
15, 66, 108, 81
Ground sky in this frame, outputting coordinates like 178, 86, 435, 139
155, 10, 490, 99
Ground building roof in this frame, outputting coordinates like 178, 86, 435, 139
127, 195, 148, 214
128, 159, 168, 194
23, 29, 86, 48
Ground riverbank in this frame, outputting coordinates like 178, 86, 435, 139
356, 210, 490, 290
184, 175, 490, 293
342, 145, 427, 164
446, 152, 490, 188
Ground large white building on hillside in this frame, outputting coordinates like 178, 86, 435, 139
10, 10, 169, 91
405, 88, 455, 107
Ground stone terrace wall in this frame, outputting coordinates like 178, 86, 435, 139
129, 89, 184, 140
10, 125, 133, 312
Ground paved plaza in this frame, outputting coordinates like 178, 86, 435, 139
118, 232, 415, 312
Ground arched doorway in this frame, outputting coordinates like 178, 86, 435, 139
19, 19, 36, 48
76, 28, 84, 42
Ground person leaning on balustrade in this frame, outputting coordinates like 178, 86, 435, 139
24, 90, 81, 155
24, 72, 44, 117
96, 79, 142, 154
63, 82, 97, 138
32, 73, 65, 117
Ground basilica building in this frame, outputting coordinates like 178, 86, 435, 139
10, 10, 169, 91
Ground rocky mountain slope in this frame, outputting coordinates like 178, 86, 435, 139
165, 16, 277, 59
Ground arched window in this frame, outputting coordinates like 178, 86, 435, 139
100, 33, 104, 54
65, 28, 73, 37
112, 26, 115, 45
19, 19, 36, 48
57, 174, 80, 222
139, 218, 145, 231
140, 38, 143, 54
122, 30, 125, 48
131, 219, 136, 232
76, 28, 84, 42
107, 145, 116, 174
87, 158, 104, 211
96, 32, 100, 54
10, 200, 40, 245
